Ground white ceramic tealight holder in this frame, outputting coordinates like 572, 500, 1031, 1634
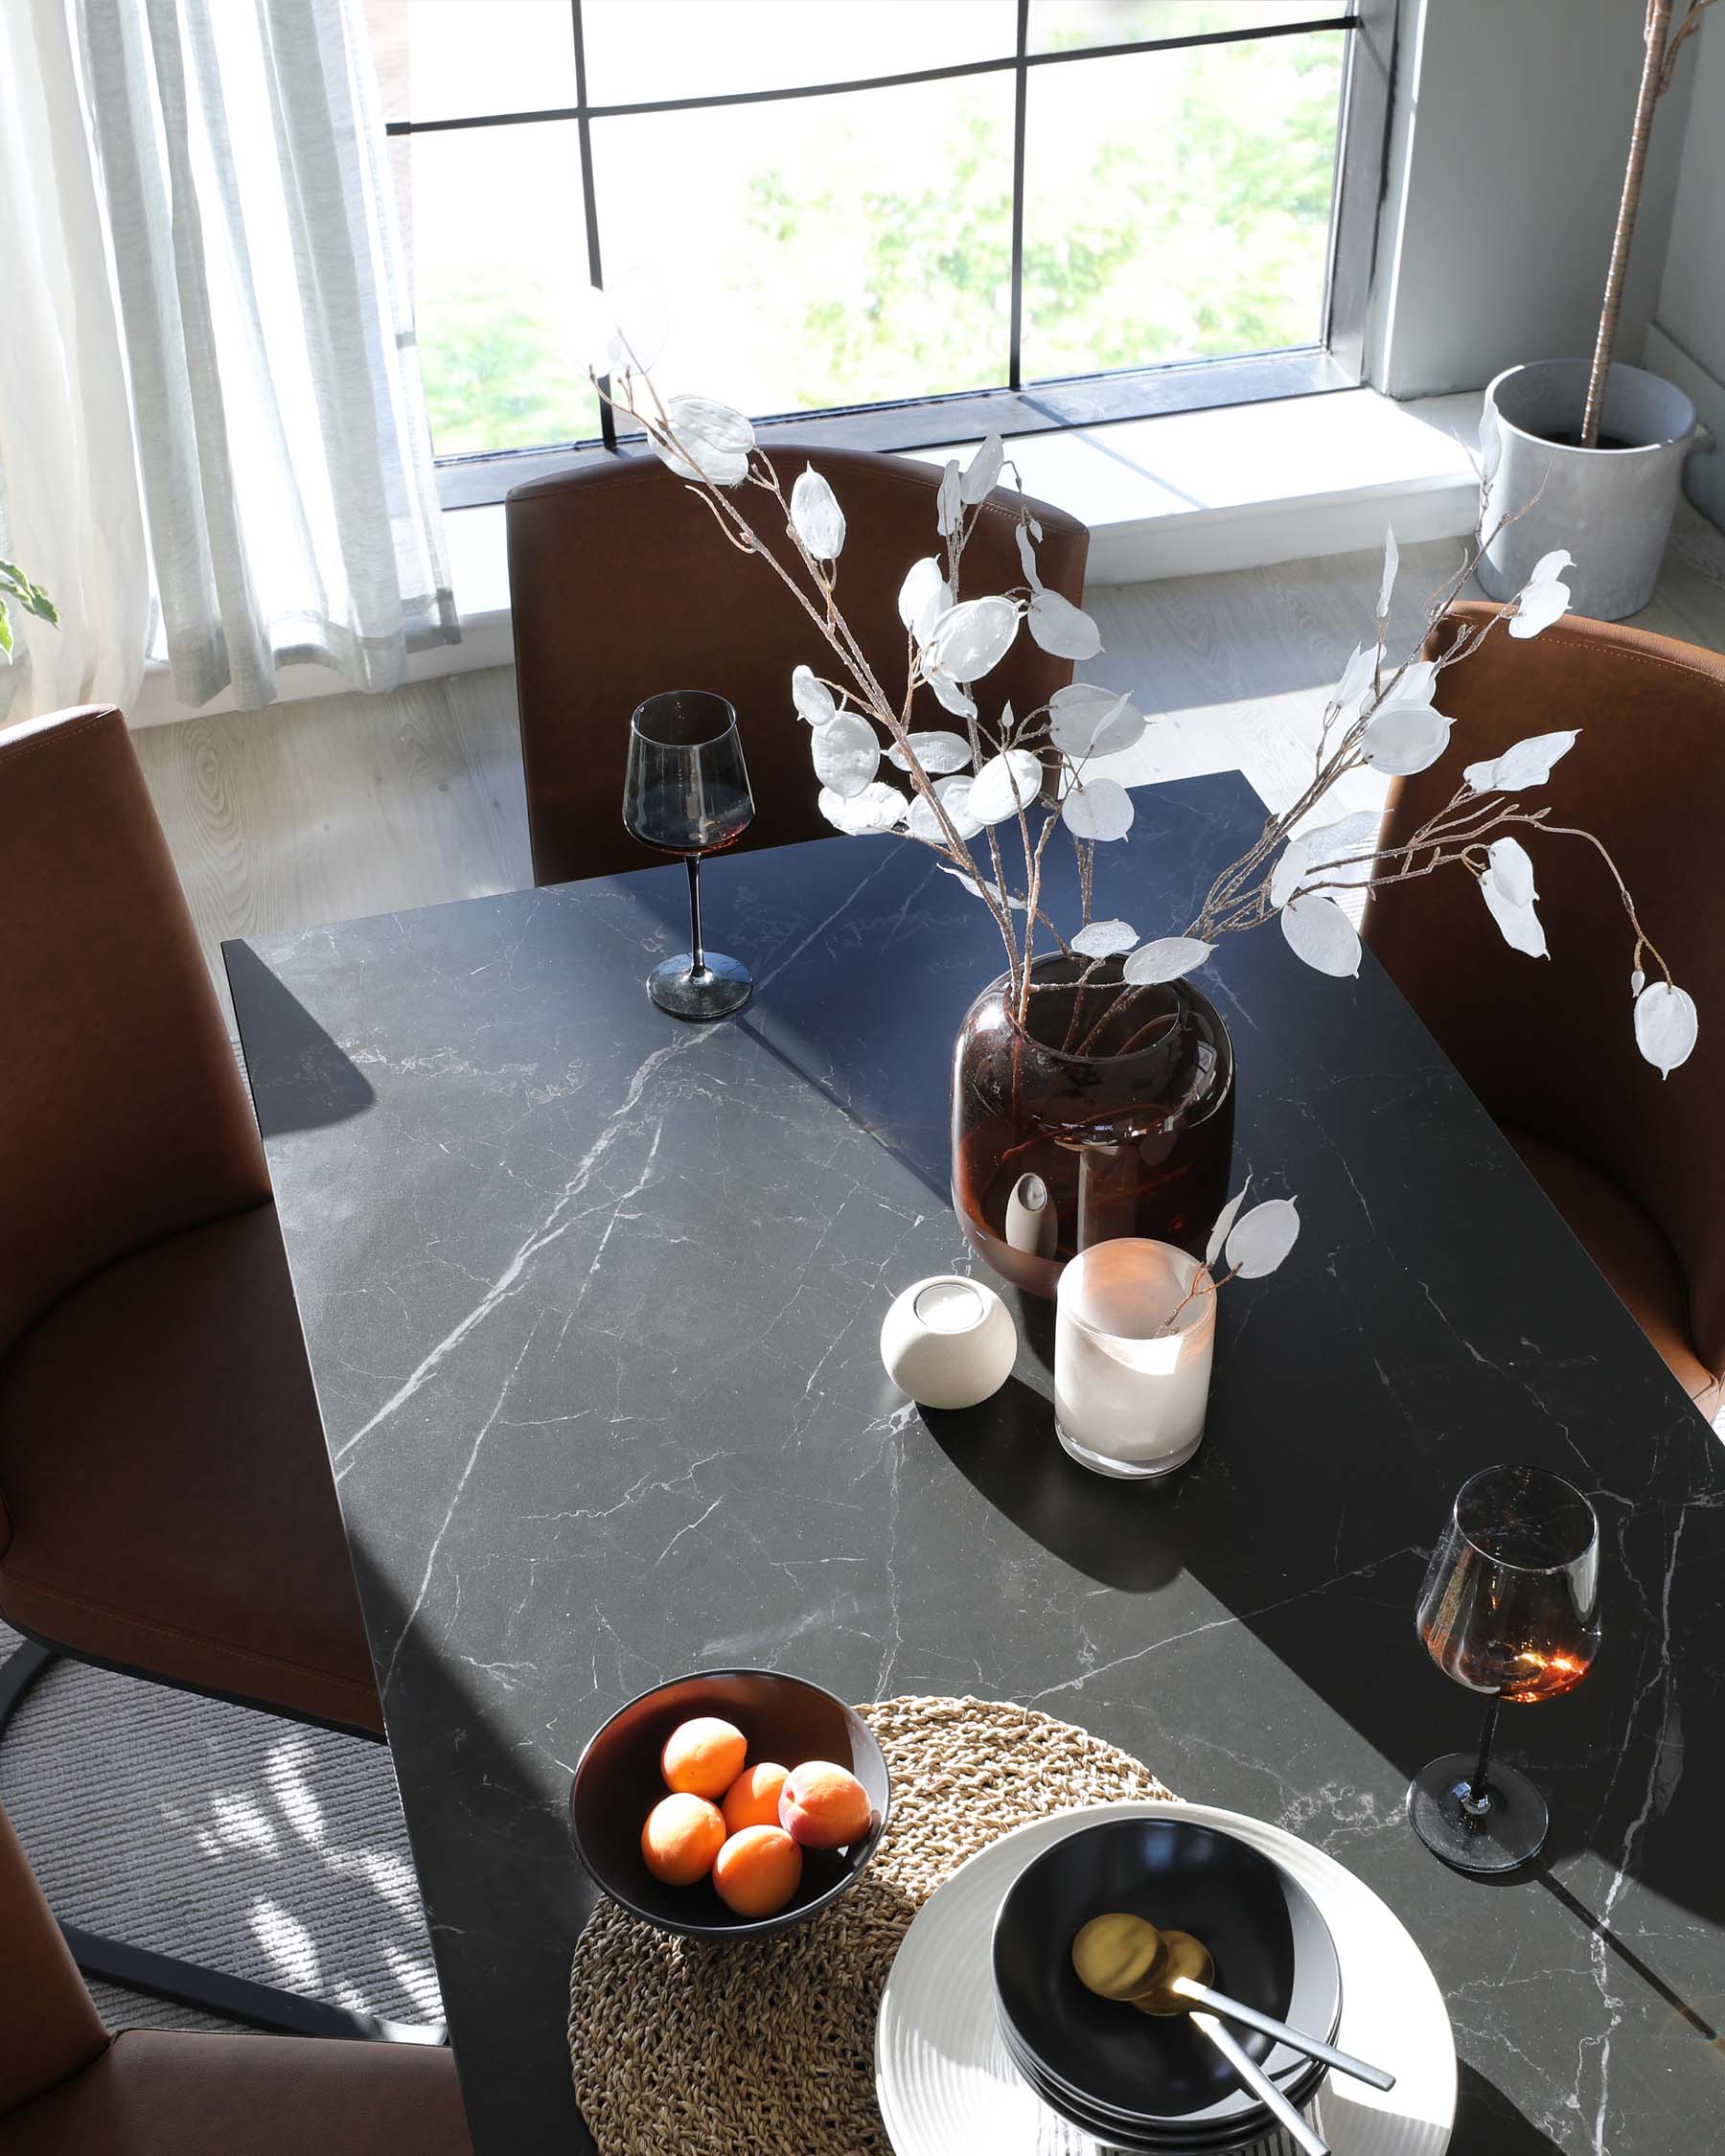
1054, 1238, 1216, 1479
881, 1275, 1018, 1411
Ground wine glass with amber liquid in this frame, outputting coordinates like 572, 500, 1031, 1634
1409, 1463, 1599, 1873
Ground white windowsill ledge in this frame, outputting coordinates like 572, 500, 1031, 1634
131, 388, 1484, 728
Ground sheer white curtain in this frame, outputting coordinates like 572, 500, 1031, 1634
72, 0, 458, 711
0, 0, 149, 725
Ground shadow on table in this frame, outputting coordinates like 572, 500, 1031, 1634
925, 1378, 1189, 1596
1454, 2061, 1564, 2152
226, 942, 376, 1135
345, 1540, 592, 2156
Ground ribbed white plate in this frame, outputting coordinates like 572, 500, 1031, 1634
877, 1801, 1455, 2156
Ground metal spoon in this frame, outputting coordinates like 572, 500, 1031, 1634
1071, 1913, 1395, 2091
1070, 1915, 1334, 2156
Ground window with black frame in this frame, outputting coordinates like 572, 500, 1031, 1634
367, 0, 1385, 499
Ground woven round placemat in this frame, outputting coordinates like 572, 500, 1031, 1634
566, 1692, 1175, 2156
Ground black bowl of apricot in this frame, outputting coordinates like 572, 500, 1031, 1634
569, 1667, 891, 1939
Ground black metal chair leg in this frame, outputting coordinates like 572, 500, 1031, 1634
61, 1925, 445, 2042
0, 1636, 57, 1738
0, 1638, 445, 2044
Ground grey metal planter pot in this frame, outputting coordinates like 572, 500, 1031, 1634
1478, 358, 1709, 622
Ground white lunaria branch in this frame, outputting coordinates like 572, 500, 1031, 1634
924, 595, 1022, 682
818, 782, 908, 836
1334, 642, 1376, 709
792, 664, 837, 726
940, 861, 1027, 909
1281, 893, 1363, 977
1508, 551, 1575, 640
653, 396, 754, 486
1296, 810, 1381, 889
1071, 918, 1138, 958
790, 466, 845, 561
1048, 682, 1143, 758
907, 774, 984, 843
1123, 934, 1212, 986
589, 290, 1691, 1097
1226, 1196, 1300, 1278
887, 730, 973, 775
1270, 839, 1309, 910
1061, 774, 1135, 841
1479, 861, 1548, 959
936, 460, 963, 538
1463, 729, 1579, 792
969, 748, 1044, 825
811, 711, 881, 797
898, 557, 952, 643
925, 668, 978, 721
1206, 1180, 1251, 1269
1360, 700, 1454, 775
959, 433, 1004, 505
1634, 981, 1698, 1077
1486, 836, 1536, 908
1026, 588, 1102, 660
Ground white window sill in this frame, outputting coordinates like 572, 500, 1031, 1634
131, 388, 1484, 728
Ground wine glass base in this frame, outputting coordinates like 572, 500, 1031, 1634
647, 952, 751, 1021
1408, 1751, 1549, 1873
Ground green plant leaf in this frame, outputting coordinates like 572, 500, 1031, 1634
0, 595, 12, 654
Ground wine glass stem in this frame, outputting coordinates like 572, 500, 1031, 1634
1469, 1696, 1501, 1804
685, 857, 707, 979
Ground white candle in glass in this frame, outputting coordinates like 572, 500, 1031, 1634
1053, 1239, 1215, 1479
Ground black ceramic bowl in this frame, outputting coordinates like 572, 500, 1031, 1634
568, 1667, 890, 1939
997, 2011, 1326, 2152
992, 1816, 1341, 2130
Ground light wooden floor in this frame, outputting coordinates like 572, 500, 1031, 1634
135, 503, 1725, 1032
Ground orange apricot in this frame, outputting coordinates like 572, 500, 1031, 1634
713, 1825, 803, 1918
722, 1760, 791, 1835
640, 1793, 725, 1886
779, 1759, 873, 1850
660, 1716, 748, 1800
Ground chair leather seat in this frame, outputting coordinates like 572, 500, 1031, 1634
0, 1204, 382, 1735
1501, 1124, 1722, 1421
0, 2029, 471, 2155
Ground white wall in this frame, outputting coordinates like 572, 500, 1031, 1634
1644, 11, 1725, 524
1372, 0, 1695, 399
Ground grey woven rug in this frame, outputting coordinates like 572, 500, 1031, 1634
0, 1619, 441, 2034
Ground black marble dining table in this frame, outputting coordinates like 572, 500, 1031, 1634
227, 772, 1724, 2156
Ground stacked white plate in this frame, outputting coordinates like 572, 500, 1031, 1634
877, 1801, 1456, 2156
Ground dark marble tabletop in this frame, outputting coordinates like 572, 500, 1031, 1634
228, 774, 1722, 2156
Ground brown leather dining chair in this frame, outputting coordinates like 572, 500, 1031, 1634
507, 441, 1091, 884
0, 1796, 472, 2155
1362, 604, 1724, 1420
0, 705, 391, 2031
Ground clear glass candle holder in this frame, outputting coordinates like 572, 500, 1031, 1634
1053, 1238, 1216, 1479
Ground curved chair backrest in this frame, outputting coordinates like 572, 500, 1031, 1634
0, 1799, 108, 2116
1362, 604, 1725, 1375
0, 706, 270, 1364
506, 442, 1091, 886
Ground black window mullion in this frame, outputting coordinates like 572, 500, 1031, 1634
1007, 0, 1028, 394
569, 0, 617, 453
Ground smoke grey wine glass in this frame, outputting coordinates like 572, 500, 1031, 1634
1409, 1463, 1600, 1873
622, 690, 755, 1021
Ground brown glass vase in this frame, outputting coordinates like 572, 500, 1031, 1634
951, 953, 1235, 1299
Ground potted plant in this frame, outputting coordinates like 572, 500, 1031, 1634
1478, 0, 1716, 620
572, 292, 1698, 1296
